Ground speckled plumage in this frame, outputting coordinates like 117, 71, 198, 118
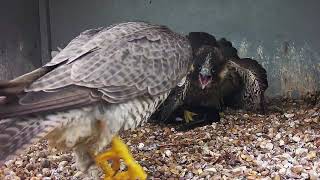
0, 22, 192, 173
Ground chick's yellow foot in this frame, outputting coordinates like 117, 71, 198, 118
184, 110, 197, 123
95, 136, 147, 180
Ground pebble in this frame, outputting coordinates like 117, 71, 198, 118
304, 118, 313, 122
291, 165, 303, 174
14, 161, 23, 167
307, 151, 317, 160
279, 139, 285, 146
266, 143, 274, 150
42, 168, 51, 177
204, 167, 217, 173
295, 148, 308, 155
74, 171, 84, 178
58, 161, 68, 168
40, 159, 51, 168
292, 136, 301, 142
26, 163, 34, 171
164, 150, 172, 157
138, 143, 145, 150
284, 113, 295, 118
243, 114, 249, 118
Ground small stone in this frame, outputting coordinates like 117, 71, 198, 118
292, 136, 301, 142
29, 158, 36, 164
243, 114, 249, 118
38, 151, 47, 158
197, 168, 203, 175
291, 165, 303, 174
273, 174, 281, 180
266, 142, 274, 150
4, 160, 14, 168
73, 171, 83, 178
307, 151, 317, 160
247, 176, 257, 180
204, 167, 217, 173
309, 170, 318, 180
261, 170, 269, 176
301, 172, 309, 179
40, 159, 51, 168
137, 143, 144, 150
30, 178, 41, 180
295, 148, 308, 155
279, 139, 285, 146
284, 113, 295, 118
26, 163, 35, 171
304, 118, 312, 122
14, 160, 23, 167
42, 168, 51, 177
241, 154, 253, 162
314, 138, 320, 147
232, 166, 246, 175
58, 161, 68, 168
279, 168, 286, 175
164, 150, 172, 157
275, 133, 281, 140
48, 155, 60, 162
185, 172, 193, 179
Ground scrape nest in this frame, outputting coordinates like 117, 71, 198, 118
1, 99, 319, 180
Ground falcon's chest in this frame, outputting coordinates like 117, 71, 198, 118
46, 92, 169, 152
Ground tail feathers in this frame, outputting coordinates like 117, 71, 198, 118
0, 115, 62, 166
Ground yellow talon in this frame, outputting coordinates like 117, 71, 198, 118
184, 110, 197, 123
95, 136, 147, 180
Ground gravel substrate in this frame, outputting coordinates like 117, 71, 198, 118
1, 100, 319, 180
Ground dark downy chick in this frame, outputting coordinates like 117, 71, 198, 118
153, 32, 268, 131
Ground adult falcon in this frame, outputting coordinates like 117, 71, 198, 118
0, 22, 194, 179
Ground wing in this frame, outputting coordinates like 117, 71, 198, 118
225, 58, 268, 112
152, 76, 190, 122
0, 21, 192, 118
0, 26, 105, 96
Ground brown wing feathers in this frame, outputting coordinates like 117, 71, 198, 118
0, 86, 100, 119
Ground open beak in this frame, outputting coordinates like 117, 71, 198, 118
198, 73, 212, 89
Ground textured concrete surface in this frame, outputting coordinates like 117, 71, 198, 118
48, 0, 320, 98
0, 0, 41, 80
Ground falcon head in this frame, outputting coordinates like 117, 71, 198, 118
187, 32, 239, 90
193, 46, 225, 89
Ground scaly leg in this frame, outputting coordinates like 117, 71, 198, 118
184, 110, 197, 123
95, 136, 147, 180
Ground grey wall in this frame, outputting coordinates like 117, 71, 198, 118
49, 0, 320, 98
0, 0, 42, 80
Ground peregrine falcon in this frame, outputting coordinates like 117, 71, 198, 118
0, 22, 195, 179
154, 32, 268, 130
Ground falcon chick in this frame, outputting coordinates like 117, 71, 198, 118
154, 32, 268, 130
0, 22, 195, 179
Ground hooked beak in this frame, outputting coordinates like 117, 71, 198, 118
198, 70, 212, 90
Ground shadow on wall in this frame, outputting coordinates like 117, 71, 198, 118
235, 39, 320, 99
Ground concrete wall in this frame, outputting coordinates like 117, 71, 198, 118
49, 0, 320, 98
0, 0, 42, 80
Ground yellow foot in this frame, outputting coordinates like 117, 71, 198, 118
184, 110, 197, 123
95, 136, 147, 180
